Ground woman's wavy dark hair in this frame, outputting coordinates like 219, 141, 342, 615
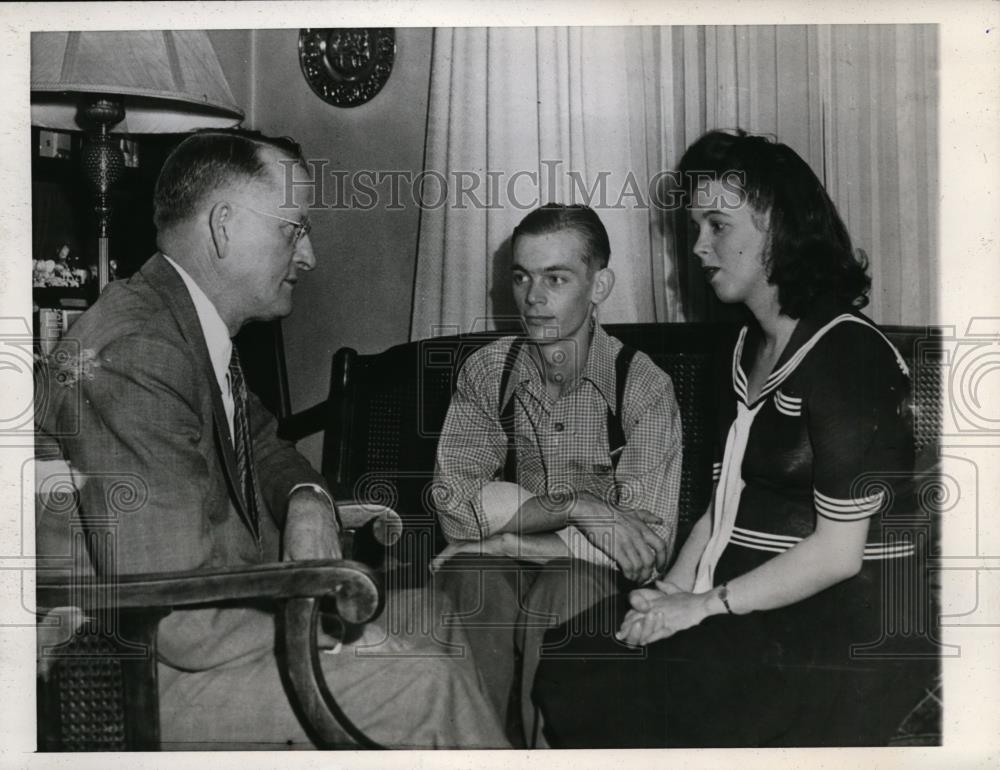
677, 130, 870, 317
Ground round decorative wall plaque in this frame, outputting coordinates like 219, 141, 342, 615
298, 28, 396, 108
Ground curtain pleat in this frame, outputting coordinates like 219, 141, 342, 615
412, 24, 939, 340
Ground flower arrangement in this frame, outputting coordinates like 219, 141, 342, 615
33, 245, 92, 288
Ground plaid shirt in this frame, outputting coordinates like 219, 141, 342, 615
434, 325, 682, 564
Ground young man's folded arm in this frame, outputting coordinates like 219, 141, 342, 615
553, 374, 684, 567
433, 359, 558, 541
615, 376, 684, 555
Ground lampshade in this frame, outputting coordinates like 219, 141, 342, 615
31, 30, 245, 291
31, 30, 244, 133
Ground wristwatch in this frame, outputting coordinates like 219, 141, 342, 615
718, 583, 734, 615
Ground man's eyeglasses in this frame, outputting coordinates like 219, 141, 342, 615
233, 203, 312, 245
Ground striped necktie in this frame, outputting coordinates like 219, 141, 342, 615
229, 347, 261, 541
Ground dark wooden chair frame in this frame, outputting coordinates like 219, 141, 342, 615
36, 560, 384, 751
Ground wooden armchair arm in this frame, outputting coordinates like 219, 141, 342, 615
282, 596, 381, 748
38, 560, 386, 749
336, 499, 402, 535
37, 559, 382, 624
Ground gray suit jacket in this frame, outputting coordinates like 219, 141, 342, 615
37, 253, 328, 670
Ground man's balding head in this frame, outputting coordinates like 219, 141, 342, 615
153, 129, 305, 234
152, 129, 316, 335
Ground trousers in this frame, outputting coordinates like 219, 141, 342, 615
157, 586, 508, 750
436, 555, 623, 747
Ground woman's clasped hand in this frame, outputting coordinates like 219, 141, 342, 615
616, 580, 716, 646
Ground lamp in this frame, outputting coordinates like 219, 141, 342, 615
31, 30, 245, 290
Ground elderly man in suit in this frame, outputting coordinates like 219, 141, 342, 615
36, 129, 506, 749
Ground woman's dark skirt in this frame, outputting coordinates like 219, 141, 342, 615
532, 548, 937, 747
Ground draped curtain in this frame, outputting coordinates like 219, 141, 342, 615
411, 27, 663, 339
410, 25, 938, 340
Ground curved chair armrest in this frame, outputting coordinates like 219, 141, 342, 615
37, 560, 386, 749
335, 498, 403, 534
282, 596, 384, 748
37, 559, 383, 625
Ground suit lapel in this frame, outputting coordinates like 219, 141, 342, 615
140, 254, 256, 535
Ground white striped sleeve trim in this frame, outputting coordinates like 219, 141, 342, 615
712, 461, 722, 481
814, 488, 885, 521
731, 526, 802, 552
774, 389, 802, 417
730, 526, 915, 559
863, 541, 916, 558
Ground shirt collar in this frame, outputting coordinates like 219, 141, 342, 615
579, 323, 617, 407
514, 323, 617, 408
161, 254, 233, 385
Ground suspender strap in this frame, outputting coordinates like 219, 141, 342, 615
499, 339, 635, 481
498, 337, 524, 482
607, 345, 636, 470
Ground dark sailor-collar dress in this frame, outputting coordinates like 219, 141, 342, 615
532, 302, 936, 748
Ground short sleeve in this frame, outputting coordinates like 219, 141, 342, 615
806, 324, 912, 522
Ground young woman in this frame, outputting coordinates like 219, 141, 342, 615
530, 130, 933, 748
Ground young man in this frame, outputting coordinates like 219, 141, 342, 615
36, 129, 506, 749
433, 203, 683, 742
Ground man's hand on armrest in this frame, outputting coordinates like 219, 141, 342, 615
284, 485, 342, 561
285, 487, 347, 650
